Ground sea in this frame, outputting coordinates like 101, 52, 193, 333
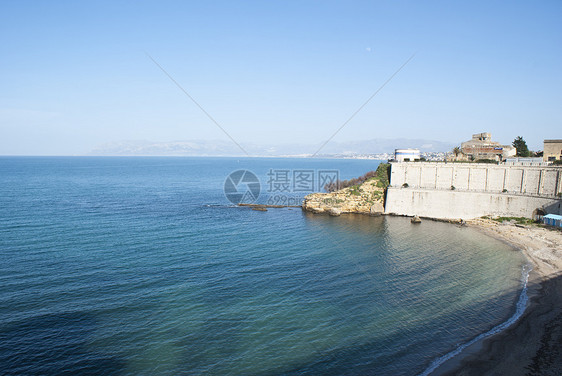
0, 157, 528, 375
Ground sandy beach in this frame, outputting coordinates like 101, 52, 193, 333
434, 218, 562, 376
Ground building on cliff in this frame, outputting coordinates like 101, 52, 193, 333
543, 139, 562, 162
394, 149, 420, 162
461, 132, 516, 161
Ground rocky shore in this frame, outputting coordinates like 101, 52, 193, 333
302, 180, 385, 216
302, 164, 388, 216
302, 165, 561, 375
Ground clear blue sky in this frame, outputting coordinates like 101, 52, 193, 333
1, 0, 561, 155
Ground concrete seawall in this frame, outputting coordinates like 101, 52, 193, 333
385, 163, 562, 219
386, 188, 561, 219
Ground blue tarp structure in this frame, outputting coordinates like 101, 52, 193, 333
543, 214, 562, 228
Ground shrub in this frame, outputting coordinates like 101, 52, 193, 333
402, 183, 409, 188
451, 185, 455, 190
374, 163, 391, 188
324, 163, 390, 192
494, 217, 534, 225
474, 159, 497, 164
349, 185, 361, 196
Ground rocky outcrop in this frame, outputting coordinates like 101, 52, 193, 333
302, 177, 386, 215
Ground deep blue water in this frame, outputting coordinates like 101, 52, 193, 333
0, 157, 525, 375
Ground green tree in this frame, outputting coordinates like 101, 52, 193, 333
452, 146, 461, 157
512, 136, 530, 157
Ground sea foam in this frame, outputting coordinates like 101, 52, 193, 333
419, 263, 532, 376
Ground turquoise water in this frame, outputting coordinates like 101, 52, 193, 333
0, 157, 526, 375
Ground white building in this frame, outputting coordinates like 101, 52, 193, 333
394, 149, 420, 162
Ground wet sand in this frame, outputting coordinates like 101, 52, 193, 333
434, 218, 562, 376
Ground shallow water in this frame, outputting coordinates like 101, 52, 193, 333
0, 157, 526, 375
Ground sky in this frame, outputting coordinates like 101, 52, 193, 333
1, 0, 561, 155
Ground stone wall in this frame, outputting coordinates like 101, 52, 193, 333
385, 163, 562, 219
389, 163, 562, 197
385, 188, 562, 219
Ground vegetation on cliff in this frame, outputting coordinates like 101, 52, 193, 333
303, 163, 390, 215
324, 163, 391, 192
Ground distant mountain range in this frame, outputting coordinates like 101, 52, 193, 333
89, 138, 456, 157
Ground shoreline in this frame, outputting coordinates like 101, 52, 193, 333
301, 206, 561, 374
432, 218, 562, 375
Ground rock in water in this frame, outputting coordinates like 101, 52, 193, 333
370, 202, 384, 216
328, 208, 342, 216
411, 215, 422, 224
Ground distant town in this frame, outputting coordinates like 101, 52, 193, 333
88, 134, 561, 165
338, 133, 562, 166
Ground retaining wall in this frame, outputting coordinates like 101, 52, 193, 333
389, 163, 562, 197
385, 188, 562, 219
385, 163, 562, 219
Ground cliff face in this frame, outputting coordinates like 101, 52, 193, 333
302, 174, 387, 216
